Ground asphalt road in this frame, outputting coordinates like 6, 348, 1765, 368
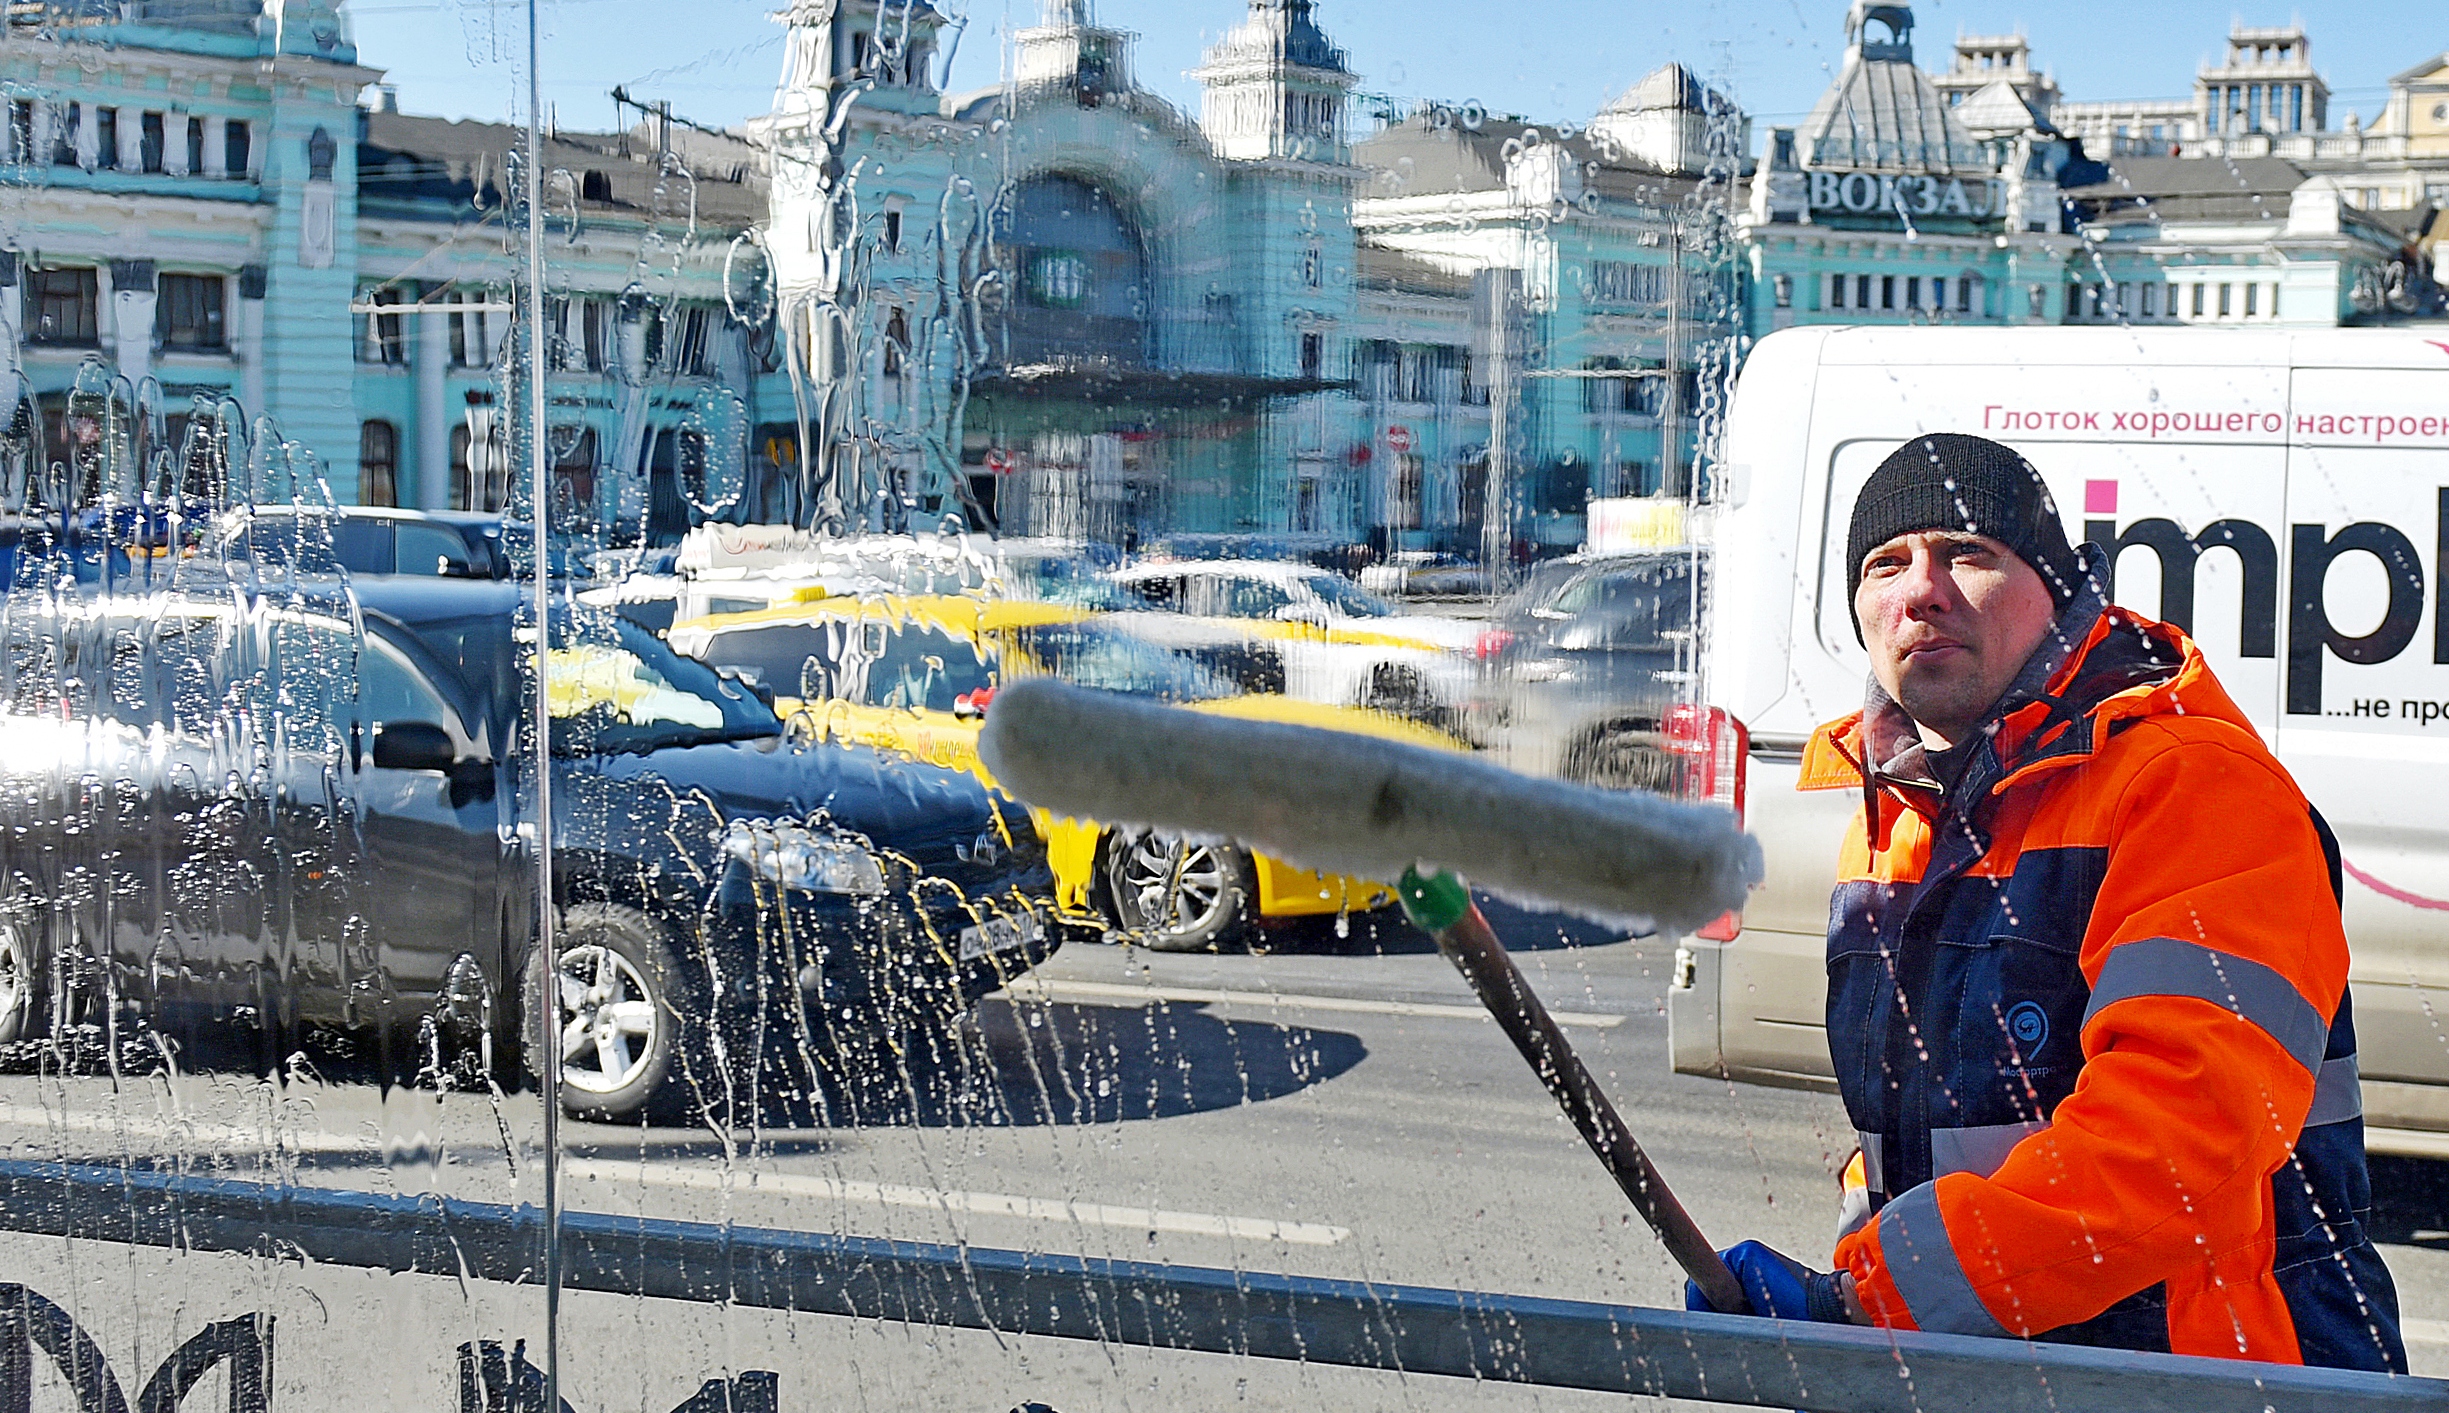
4, 906, 2447, 1410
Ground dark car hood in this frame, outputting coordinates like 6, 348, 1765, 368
582, 736, 1011, 871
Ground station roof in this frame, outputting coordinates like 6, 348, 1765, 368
357, 111, 768, 229
1354, 112, 1701, 207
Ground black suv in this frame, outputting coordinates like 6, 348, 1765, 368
0, 573, 1056, 1121
1463, 551, 1705, 790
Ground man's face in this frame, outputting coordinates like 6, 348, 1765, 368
1854, 530, 2059, 748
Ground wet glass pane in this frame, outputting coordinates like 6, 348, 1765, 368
5, 0, 2446, 1409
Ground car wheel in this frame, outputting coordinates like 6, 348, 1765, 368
525, 903, 688, 1121
1563, 726, 1681, 794
1361, 664, 1433, 720
1102, 832, 1256, 953
0, 913, 45, 1046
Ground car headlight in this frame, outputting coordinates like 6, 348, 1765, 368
720, 818, 888, 897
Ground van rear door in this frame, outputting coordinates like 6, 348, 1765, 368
2281, 351, 2449, 1131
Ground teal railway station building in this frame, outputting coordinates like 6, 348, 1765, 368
0, 0, 2432, 552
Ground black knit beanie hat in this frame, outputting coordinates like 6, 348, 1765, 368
1844, 433, 2083, 642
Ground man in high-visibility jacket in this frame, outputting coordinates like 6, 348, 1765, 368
1688, 433, 2404, 1370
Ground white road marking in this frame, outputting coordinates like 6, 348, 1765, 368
0, 1103, 1353, 1247
2404, 1317, 2449, 1346
0, 1101, 373, 1154
563, 1158, 1351, 1246
1000, 976, 1625, 1029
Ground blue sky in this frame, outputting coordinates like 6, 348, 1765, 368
347, 0, 2444, 141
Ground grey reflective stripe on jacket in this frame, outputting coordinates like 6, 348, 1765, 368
2082, 937, 2328, 1075
1931, 1119, 2049, 1180
1873, 1182, 2011, 1338
1865, 1045, 2356, 1194
1855, 1132, 1885, 1194
2307, 1052, 2364, 1127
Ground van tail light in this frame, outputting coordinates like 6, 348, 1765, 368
1667, 703, 1748, 941
1473, 628, 1516, 661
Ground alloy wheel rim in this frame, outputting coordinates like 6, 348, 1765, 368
0, 923, 25, 1021
554, 944, 660, 1094
1118, 836, 1228, 937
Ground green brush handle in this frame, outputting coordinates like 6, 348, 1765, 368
1398, 867, 1749, 1316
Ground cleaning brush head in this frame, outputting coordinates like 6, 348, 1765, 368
979, 678, 1761, 934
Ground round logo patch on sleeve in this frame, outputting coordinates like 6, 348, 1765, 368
2006, 1000, 2050, 1054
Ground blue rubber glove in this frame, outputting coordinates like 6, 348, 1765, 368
1684, 1240, 1852, 1321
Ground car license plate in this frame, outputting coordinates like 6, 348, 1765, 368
957, 912, 1041, 962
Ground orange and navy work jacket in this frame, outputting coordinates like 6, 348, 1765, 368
1802, 591, 2404, 1371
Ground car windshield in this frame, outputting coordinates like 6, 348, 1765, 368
1011, 621, 1238, 703
1496, 559, 1598, 621
495, 525, 592, 581
1544, 562, 1700, 651
861, 624, 997, 710
1304, 572, 1394, 618
546, 616, 780, 755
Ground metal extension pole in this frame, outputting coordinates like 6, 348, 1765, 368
1398, 868, 1747, 1315
522, 3, 563, 1409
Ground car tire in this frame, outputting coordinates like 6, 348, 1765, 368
1361, 664, 1433, 721
0, 911, 47, 1046
523, 903, 689, 1122
1102, 832, 1256, 953
1563, 726, 1682, 794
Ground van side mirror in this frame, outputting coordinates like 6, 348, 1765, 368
371, 720, 457, 773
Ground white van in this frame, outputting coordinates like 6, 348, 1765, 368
1669, 325, 2449, 1155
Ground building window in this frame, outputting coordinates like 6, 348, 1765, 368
579, 169, 612, 202
138, 111, 164, 173
93, 108, 116, 169
2191, 283, 2205, 317
656, 303, 716, 378
449, 302, 493, 368
2140, 283, 2156, 317
2028, 284, 2047, 319
1586, 261, 1671, 307
51, 102, 78, 166
1880, 275, 1895, 310
2244, 282, 2258, 317
1773, 273, 1792, 308
359, 420, 399, 508
223, 119, 249, 179
449, 424, 472, 510
1856, 274, 1873, 309
358, 289, 407, 365
1301, 243, 1322, 289
185, 117, 203, 175
1387, 454, 1423, 530
2115, 282, 2132, 317
1829, 273, 1846, 310
881, 306, 907, 377
2164, 284, 2178, 319
2217, 283, 2232, 317
26, 266, 98, 346
548, 297, 607, 372
155, 273, 226, 350
1958, 276, 1977, 313
883, 208, 902, 253
1299, 331, 1323, 382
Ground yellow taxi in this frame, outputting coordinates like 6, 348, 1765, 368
666, 592, 1466, 950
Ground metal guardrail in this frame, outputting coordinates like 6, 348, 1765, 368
0, 1158, 2442, 1413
